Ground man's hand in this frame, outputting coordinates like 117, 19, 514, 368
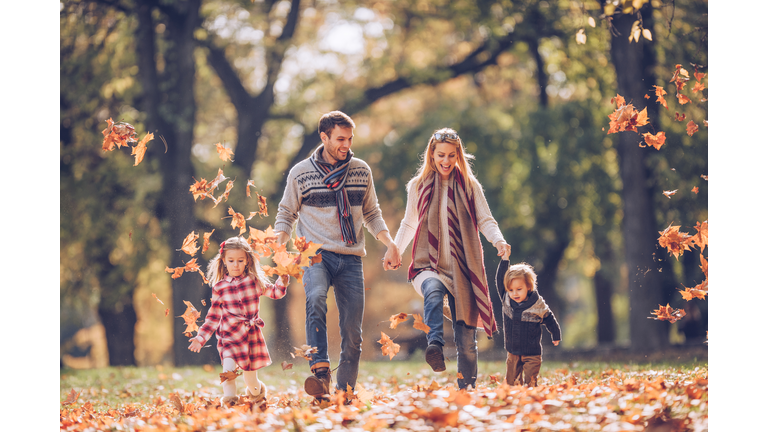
276, 231, 290, 245
495, 241, 511, 261
377, 231, 401, 270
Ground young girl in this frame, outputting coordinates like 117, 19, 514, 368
188, 236, 289, 407
495, 260, 561, 387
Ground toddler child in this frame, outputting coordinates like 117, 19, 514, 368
495, 260, 561, 387
188, 236, 289, 407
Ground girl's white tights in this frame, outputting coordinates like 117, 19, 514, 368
222, 358, 260, 397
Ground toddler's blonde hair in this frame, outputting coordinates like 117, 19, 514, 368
504, 262, 537, 293
206, 236, 269, 287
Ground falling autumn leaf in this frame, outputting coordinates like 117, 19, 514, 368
152, 293, 164, 305
257, 194, 269, 217
640, 131, 666, 150
202, 230, 215, 253
389, 313, 409, 330
649, 304, 686, 323
412, 314, 431, 334
220, 368, 243, 384
208, 169, 229, 192
201, 298, 206, 307
226, 207, 246, 235
281, 361, 294, 371
189, 178, 211, 201
674, 112, 686, 121
653, 85, 668, 110
686, 121, 699, 136
669, 64, 689, 94
212, 180, 235, 209
165, 266, 184, 279
246, 179, 256, 198
178, 300, 201, 336
691, 81, 706, 93
291, 345, 318, 361
575, 28, 586, 44
101, 118, 138, 151
62, 388, 82, 406
607, 94, 649, 134
691, 186, 699, 194
701, 174, 708, 181
164, 308, 169, 317
679, 286, 708, 301
378, 332, 400, 360
180, 231, 200, 256
658, 223, 693, 260
677, 94, 691, 105
216, 142, 234, 162
131, 132, 153, 166
694, 70, 706, 82
691, 220, 708, 250
662, 190, 677, 199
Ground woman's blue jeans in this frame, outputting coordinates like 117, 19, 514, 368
302, 249, 365, 392
421, 277, 478, 389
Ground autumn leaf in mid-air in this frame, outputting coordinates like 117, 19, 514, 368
658, 223, 693, 260
669, 64, 689, 94
212, 180, 235, 209
216, 142, 234, 162
281, 361, 293, 371
378, 332, 400, 360
686, 121, 699, 136
389, 313, 409, 330
412, 314, 431, 334
208, 169, 229, 192
180, 231, 200, 256
291, 345, 318, 361
662, 190, 677, 199
257, 194, 268, 217
640, 131, 666, 150
165, 266, 184, 279
246, 179, 256, 198
178, 300, 201, 336
691, 186, 699, 194
131, 132, 153, 166
691, 81, 706, 94
101, 118, 137, 151
649, 303, 686, 323
189, 178, 211, 201
248, 226, 276, 258
674, 112, 686, 122
202, 230, 215, 253
62, 388, 82, 406
607, 94, 649, 134
691, 220, 708, 250
653, 85, 668, 110
220, 368, 242, 383
679, 286, 708, 301
226, 207, 246, 235
152, 293, 164, 305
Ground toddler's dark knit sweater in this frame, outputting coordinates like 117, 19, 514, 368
495, 260, 561, 356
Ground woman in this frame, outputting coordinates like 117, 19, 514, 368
391, 128, 511, 389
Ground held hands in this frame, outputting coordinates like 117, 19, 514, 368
382, 243, 401, 271
188, 337, 203, 353
495, 241, 511, 261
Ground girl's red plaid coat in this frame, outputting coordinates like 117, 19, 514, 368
195, 274, 287, 371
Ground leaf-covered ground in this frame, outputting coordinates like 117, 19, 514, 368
60, 359, 707, 431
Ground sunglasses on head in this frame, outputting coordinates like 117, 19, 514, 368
433, 132, 459, 141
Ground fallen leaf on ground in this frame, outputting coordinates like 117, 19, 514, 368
62, 388, 82, 406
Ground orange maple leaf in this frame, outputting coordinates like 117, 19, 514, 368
189, 178, 211, 201
640, 131, 666, 150
677, 94, 691, 105
212, 180, 235, 209
178, 300, 201, 336
131, 132, 153, 166
179, 231, 200, 256
208, 169, 229, 192
691, 220, 708, 251
62, 388, 82, 406
165, 266, 184, 279
246, 179, 256, 198
686, 121, 699, 136
691, 186, 699, 194
649, 303, 686, 323
658, 222, 693, 260
226, 207, 246, 235
653, 85, 668, 110
281, 361, 293, 371
694, 70, 706, 82
378, 332, 401, 360
607, 95, 649, 134
257, 194, 269, 217
216, 142, 234, 162
291, 344, 318, 360
691, 82, 706, 93
674, 112, 686, 122
669, 64, 689, 94
389, 313, 409, 329
165, 308, 169, 317
220, 368, 242, 383
679, 287, 708, 301
101, 118, 138, 151
202, 230, 215, 253
662, 189, 677, 199
412, 314, 431, 334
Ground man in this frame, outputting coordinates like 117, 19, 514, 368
274, 111, 401, 399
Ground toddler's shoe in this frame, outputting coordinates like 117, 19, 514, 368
220, 395, 238, 407
425, 343, 446, 372
248, 380, 268, 404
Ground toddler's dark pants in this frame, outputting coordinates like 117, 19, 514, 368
505, 353, 542, 386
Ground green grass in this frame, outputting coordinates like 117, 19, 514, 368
60, 358, 707, 408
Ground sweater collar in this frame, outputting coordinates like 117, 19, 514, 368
509, 290, 539, 309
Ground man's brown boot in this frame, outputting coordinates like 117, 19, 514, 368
304, 367, 332, 398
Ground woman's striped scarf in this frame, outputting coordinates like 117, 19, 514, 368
311, 146, 356, 245
407, 171, 497, 337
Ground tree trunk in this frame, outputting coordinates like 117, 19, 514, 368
98, 298, 137, 366
536, 234, 569, 321
609, 8, 669, 350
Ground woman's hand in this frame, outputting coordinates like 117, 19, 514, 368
188, 337, 203, 353
495, 241, 511, 260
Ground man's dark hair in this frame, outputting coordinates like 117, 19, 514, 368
318, 111, 355, 137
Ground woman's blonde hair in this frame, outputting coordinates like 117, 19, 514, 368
206, 236, 269, 287
407, 127, 477, 197
504, 262, 538, 293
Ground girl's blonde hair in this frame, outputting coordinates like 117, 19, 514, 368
407, 127, 477, 197
206, 236, 270, 287
504, 262, 538, 293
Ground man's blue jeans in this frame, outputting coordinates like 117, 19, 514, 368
421, 277, 478, 389
302, 249, 365, 392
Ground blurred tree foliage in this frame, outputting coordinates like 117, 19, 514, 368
60, 0, 707, 366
